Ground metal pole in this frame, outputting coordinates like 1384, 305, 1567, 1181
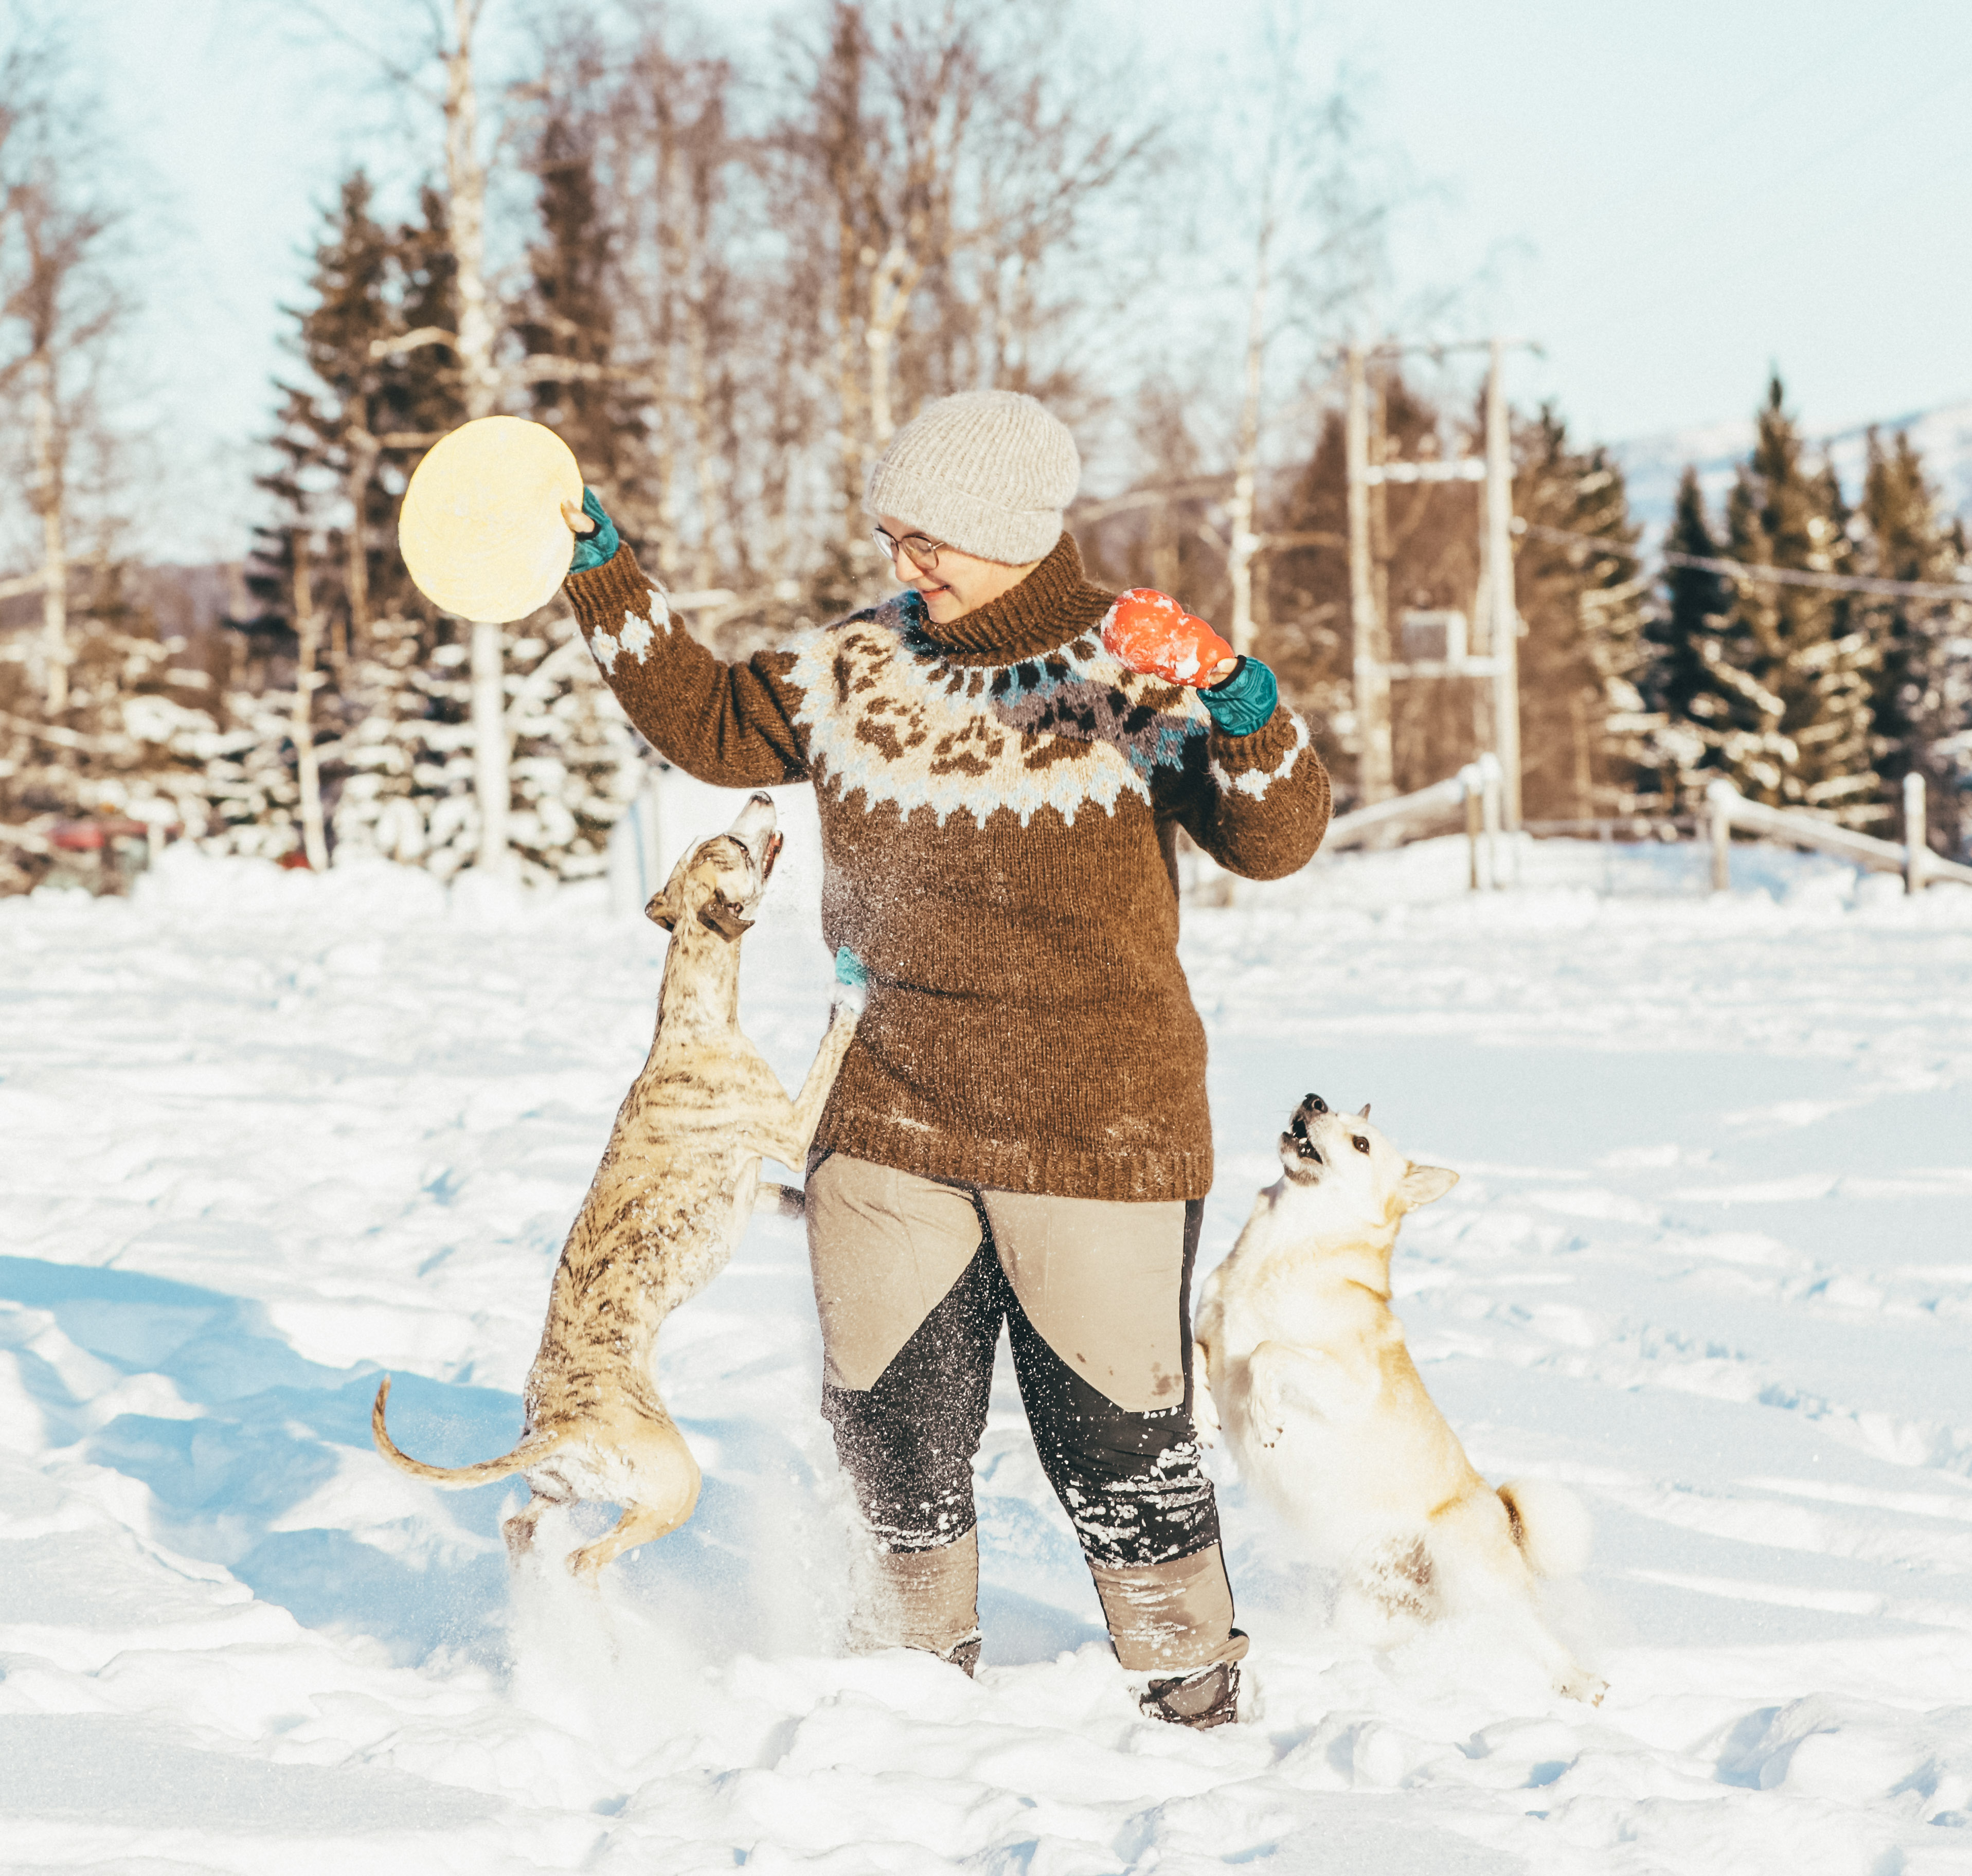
1347, 345, 1394, 804
1484, 339, 1522, 829
1904, 771, 1929, 894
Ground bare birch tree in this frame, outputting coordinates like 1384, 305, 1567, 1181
0, 40, 122, 718
782, 2, 1150, 570
1217, 14, 1381, 657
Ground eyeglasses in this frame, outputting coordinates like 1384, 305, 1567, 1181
872, 526, 946, 573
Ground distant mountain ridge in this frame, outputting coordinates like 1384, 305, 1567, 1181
1612, 396, 1972, 537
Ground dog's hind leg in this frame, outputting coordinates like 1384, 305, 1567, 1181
567, 1501, 691, 1579
564, 1421, 703, 1578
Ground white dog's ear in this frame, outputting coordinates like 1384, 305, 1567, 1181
1397, 1163, 1458, 1209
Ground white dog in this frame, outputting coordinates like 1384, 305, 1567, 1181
1194, 1093, 1603, 1702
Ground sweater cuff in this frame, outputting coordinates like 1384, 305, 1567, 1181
565, 544, 672, 677
565, 540, 662, 621
1207, 704, 1310, 797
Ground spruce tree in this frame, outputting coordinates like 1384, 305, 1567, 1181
1648, 470, 1728, 720
1641, 470, 1731, 807
1510, 407, 1654, 819
1857, 428, 1972, 855
1674, 375, 1881, 823
520, 114, 643, 505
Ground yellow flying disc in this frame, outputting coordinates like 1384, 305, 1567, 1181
398, 417, 585, 623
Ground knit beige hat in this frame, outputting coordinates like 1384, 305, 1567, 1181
864, 390, 1081, 566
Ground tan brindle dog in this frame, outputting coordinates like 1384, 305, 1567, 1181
373, 793, 863, 1576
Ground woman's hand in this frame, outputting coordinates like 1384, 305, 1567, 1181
1101, 589, 1278, 733
562, 488, 621, 572
1101, 589, 1236, 687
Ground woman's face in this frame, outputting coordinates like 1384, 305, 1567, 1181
875, 514, 1042, 625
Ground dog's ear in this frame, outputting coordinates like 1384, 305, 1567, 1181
697, 891, 755, 942
644, 888, 678, 931
1397, 1163, 1458, 1210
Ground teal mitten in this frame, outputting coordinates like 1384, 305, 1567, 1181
1199, 656, 1278, 736
832, 945, 869, 1017
568, 486, 621, 572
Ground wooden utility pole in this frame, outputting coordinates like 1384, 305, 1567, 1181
1481, 338, 1523, 828
442, 0, 512, 876
291, 536, 330, 872
1345, 344, 1394, 803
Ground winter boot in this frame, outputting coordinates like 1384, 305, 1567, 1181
939, 1630, 983, 1677
1140, 1659, 1241, 1729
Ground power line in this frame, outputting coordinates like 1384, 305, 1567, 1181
1513, 519, 1972, 602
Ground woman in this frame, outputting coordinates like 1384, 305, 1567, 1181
561, 390, 1330, 1727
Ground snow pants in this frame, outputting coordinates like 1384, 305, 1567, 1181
805, 1152, 1247, 1674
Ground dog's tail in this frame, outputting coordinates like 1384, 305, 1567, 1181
371, 1376, 564, 1487
1498, 1477, 1594, 1579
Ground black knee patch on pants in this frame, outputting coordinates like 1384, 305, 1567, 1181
821, 1232, 999, 1552
1006, 1306, 1219, 1570
1006, 1200, 1218, 1570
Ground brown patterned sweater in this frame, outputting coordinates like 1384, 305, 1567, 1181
564, 532, 1331, 1201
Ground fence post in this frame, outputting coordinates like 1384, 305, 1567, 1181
1904, 771, 1929, 894
1460, 763, 1482, 891
1479, 752, 1502, 891
1708, 782, 1733, 893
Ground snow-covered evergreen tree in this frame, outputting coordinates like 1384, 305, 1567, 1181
328, 607, 642, 883
520, 112, 645, 518
218, 168, 644, 883
1664, 376, 1881, 823
1511, 407, 1655, 817
1856, 428, 1972, 856
0, 569, 286, 888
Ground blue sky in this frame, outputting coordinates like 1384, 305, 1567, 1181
70, 0, 1972, 558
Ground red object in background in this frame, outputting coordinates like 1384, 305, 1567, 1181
51, 818, 147, 853
279, 851, 313, 871
1100, 589, 1236, 687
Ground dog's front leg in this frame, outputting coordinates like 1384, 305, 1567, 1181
742, 984, 865, 1169
1191, 1337, 1222, 1445
786, 982, 863, 1153
1247, 1341, 1371, 1447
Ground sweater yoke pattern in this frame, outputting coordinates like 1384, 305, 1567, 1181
786, 590, 1212, 829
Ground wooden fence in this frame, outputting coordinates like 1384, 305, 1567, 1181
1707, 775, 1972, 893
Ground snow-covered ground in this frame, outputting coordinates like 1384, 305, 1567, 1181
5, 784, 1971, 1875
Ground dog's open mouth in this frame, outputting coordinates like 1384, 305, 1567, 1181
1287, 1094, 1327, 1163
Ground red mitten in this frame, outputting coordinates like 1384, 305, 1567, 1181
1101, 589, 1236, 686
